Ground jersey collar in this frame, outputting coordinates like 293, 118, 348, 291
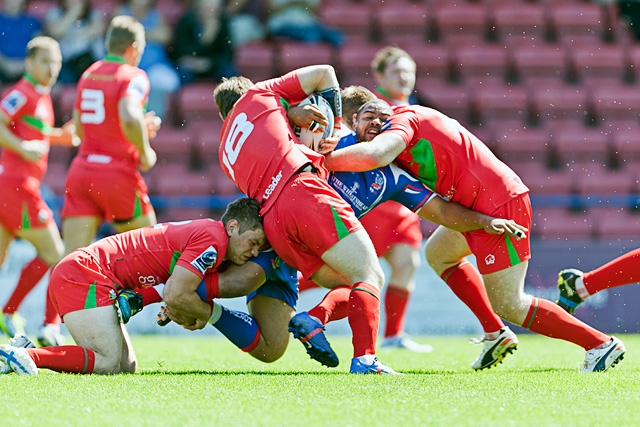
104, 55, 127, 64
23, 73, 51, 94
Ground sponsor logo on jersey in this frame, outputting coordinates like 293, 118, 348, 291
263, 170, 283, 200
126, 75, 149, 101
191, 246, 218, 274
1, 90, 27, 116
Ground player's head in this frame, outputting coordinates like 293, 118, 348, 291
106, 15, 146, 66
371, 46, 416, 105
353, 99, 393, 143
25, 36, 62, 87
341, 85, 376, 131
214, 76, 254, 119
221, 198, 267, 265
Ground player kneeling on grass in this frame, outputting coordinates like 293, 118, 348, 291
0, 198, 266, 375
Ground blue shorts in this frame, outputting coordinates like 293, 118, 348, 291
246, 249, 299, 309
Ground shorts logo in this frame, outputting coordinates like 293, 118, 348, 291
485, 254, 496, 265
191, 246, 217, 274
1, 90, 27, 116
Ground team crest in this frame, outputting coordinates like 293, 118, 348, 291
191, 246, 218, 274
1, 90, 27, 116
485, 254, 496, 265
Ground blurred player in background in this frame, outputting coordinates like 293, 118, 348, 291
325, 101, 626, 373
557, 248, 640, 314
0, 198, 266, 375
0, 36, 77, 339
35, 15, 161, 347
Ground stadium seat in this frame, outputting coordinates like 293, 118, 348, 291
492, 1, 548, 44
609, 120, 640, 168
374, 1, 430, 44
155, 206, 215, 224
472, 82, 530, 125
150, 125, 196, 167
210, 163, 242, 196
532, 207, 597, 240
626, 44, 640, 83
433, 2, 490, 44
275, 41, 336, 75
176, 82, 218, 125
415, 80, 471, 124
569, 42, 628, 86
593, 207, 640, 239
550, 122, 612, 167
148, 163, 215, 196
319, 2, 373, 43
401, 41, 451, 81
26, 0, 55, 20
190, 119, 224, 169
235, 41, 277, 82
491, 121, 551, 164
510, 42, 570, 85
548, 2, 606, 43
589, 81, 640, 125
336, 40, 386, 84
573, 162, 637, 197
452, 41, 510, 84
528, 80, 590, 126
509, 161, 575, 196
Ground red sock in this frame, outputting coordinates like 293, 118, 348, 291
384, 284, 409, 338
3, 257, 49, 314
583, 248, 640, 295
308, 286, 350, 324
522, 297, 609, 350
27, 346, 96, 374
298, 274, 321, 293
441, 260, 504, 332
137, 287, 163, 306
348, 282, 380, 357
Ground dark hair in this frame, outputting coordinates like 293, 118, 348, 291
213, 76, 254, 118
341, 85, 376, 129
221, 197, 262, 234
106, 15, 145, 55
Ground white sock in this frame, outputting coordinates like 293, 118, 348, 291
355, 355, 377, 364
574, 276, 590, 300
208, 302, 222, 324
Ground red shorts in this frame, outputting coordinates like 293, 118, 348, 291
0, 177, 55, 235
263, 172, 363, 279
49, 250, 120, 317
360, 201, 422, 257
464, 193, 532, 274
62, 156, 154, 222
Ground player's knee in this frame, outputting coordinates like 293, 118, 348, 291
249, 346, 286, 363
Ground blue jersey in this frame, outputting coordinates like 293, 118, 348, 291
329, 133, 436, 218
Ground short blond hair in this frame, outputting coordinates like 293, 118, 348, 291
106, 15, 145, 55
26, 36, 60, 58
371, 46, 415, 74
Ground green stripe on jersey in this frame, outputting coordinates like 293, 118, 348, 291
169, 251, 181, 275
21, 202, 30, 230
504, 234, 522, 267
22, 115, 52, 135
84, 282, 98, 309
330, 205, 350, 240
411, 138, 438, 190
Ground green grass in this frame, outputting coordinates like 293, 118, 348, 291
2, 333, 639, 427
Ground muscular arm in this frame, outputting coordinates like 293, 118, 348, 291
324, 132, 405, 171
118, 97, 156, 171
0, 111, 47, 161
163, 265, 213, 329
418, 196, 528, 237
218, 261, 267, 298
296, 64, 339, 97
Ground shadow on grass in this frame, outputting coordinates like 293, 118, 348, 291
138, 370, 348, 376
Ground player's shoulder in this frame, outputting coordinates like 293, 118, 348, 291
0, 81, 33, 116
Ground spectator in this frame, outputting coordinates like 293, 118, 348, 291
173, 0, 238, 84
44, 0, 106, 84
0, 0, 42, 84
371, 45, 431, 107
226, 0, 266, 47
114, 0, 180, 119
265, 0, 344, 46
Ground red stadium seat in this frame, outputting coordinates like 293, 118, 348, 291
150, 125, 196, 167
452, 41, 510, 84
491, 121, 551, 164
532, 207, 597, 240
509, 161, 576, 196
337, 40, 386, 84
550, 122, 612, 167
593, 207, 640, 239
573, 163, 637, 196
528, 80, 590, 126
589, 82, 640, 125
473, 82, 530, 125
176, 82, 218, 125
275, 41, 336, 75
400, 41, 451, 81
374, 1, 430, 44
608, 120, 640, 168
235, 41, 277, 82
548, 2, 606, 42
415, 81, 471, 124
492, 1, 548, 44
148, 163, 215, 196
190, 120, 224, 169
569, 42, 628, 86
510, 42, 570, 85
319, 2, 373, 43
155, 207, 214, 224
433, 2, 490, 44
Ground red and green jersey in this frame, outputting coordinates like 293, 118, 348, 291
81, 219, 227, 290
74, 55, 149, 165
0, 74, 54, 182
385, 105, 529, 212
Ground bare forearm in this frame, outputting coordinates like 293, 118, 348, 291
419, 198, 492, 232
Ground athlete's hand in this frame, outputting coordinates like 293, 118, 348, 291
139, 147, 157, 172
317, 136, 339, 154
485, 218, 528, 239
287, 104, 329, 131
20, 140, 49, 162
145, 112, 162, 139
165, 305, 197, 327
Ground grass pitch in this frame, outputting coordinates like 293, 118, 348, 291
1, 333, 639, 427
